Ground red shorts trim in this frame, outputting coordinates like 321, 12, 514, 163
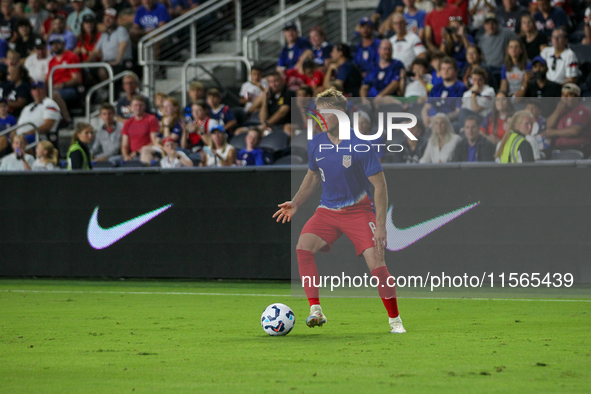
300, 207, 377, 256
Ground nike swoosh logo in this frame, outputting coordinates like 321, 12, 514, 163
386, 202, 479, 251
316, 157, 325, 161
87, 204, 173, 249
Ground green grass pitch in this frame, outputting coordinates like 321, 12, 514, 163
1, 279, 590, 393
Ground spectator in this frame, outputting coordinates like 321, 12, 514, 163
277, 21, 311, 72
525, 99, 548, 153
460, 44, 488, 89
416, 0, 434, 13
429, 50, 444, 86
540, 29, 578, 85
460, 67, 495, 121
399, 57, 432, 98
121, 95, 159, 162
47, 35, 81, 127
352, 17, 380, 77
40, 0, 67, 40
24, 37, 49, 82
67, 122, 94, 170
153, 91, 166, 120
116, 71, 151, 123
16, 81, 60, 148
495, 0, 528, 33
257, 71, 294, 134
420, 112, 462, 163
372, 0, 404, 28
30, 140, 57, 170
0, 134, 33, 170
534, 0, 569, 40
0, 0, 17, 42
67, 0, 95, 36
131, 0, 171, 39
289, 84, 314, 133
452, 115, 495, 161
478, 13, 518, 70
91, 102, 123, 163
140, 95, 184, 164
206, 88, 237, 134
388, 12, 427, 69
26, 0, 50, 35
448, 0, 468, 21
0, 97, 16, 131
520, 13, 547, 60
391, 118, 428, 163
237, 129, 264, 166
240, 65, 267, 113
74, 15, 100, 62
421, 56, 467, 127
119, 0, 142, 30
89, 8, 132, 81
160, 137, 192, 168
360, 40, 403, 102
585, 6, 591, 45
201, 124, 236, 167
14, 18, 38, 59
47, 15, 77, 52
285, 59, 324, 92
494, 109, 535, 162
500, 39, 531, 96
469, 0, 496, 30
6, 65, 32, 117
323, 43, 363, 97
308, 26, 332, 68
543, 84, 591, 153
480, 94, 514, 144
424, 0, 462, 52
403, 0, 427, 40
514, 56, 562, 114
186, 100, 218, 151
440, 16, 473, 70
183, 80, 205, 122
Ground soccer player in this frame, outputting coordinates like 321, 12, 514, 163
273, 88, 406, 334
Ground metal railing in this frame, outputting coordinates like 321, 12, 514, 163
48, 62, 114, 101
84, 71, 130, 122
0, 122, 41, 151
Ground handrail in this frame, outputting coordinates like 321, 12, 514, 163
48, 62, 114, 100
85, 71, 130, 122
181, 56, 251, 109
0, 122, 40, 151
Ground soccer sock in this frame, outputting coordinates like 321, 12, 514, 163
371, 266, 399, 318
296, 249, 320, 306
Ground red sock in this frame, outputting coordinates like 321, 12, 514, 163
297, 249, 320, 306
371, 266, 399, 318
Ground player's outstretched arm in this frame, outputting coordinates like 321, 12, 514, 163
368, 171, 388, 256
273, 169, 321, 223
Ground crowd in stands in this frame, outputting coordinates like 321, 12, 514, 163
2, 0, 591, 170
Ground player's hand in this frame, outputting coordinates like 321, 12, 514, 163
273, 201, 295, 223
373, 225, 387, 256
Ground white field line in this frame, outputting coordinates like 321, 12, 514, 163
0, 289, 590, 302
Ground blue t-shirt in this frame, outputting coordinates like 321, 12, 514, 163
363, 60, 404, 97
312, 42, 333, 66
0, 113, 16, 131
404, 10, 426, 31
375, 0, 404, 20
209, 105, 236, 125
158, 120, 183, 139
336, 61, 363, 97
0, 38, 8, 59
533, 7, 568, 38
353, 39, 381, 75
134, 3, 171, 32
450, 35, 474, 70
308, 131, 383, 209
428, 80, 467, 116
278, 37, 312, 70
238, 148, 265, 166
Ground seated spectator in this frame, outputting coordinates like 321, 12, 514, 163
0, 134, 33, 170
68, 0, 95, 36
371, 0, 404, 29
452, 115, 495, 162
540, 29, 578, 85
277, 21, 311, 72
399, 57, 432, 98
308, 26, 332, 68
117, 71, 151, 123
514, 56, 561, 114
289, 84, 314, 134
120, 96, 158, 163
0, 0, 18, 42
30, 140, 57, 170
585, 6, 591, 45
285, 59, 324, 92
26, 0, 50, 35
201, 125, 236, 167
421, 56, 467, 127
47, 35, 81, 128
0, 98, 16, 131
183, 80, 205, 121
420, 112, 462, 163
469, 0, 496, 30
460, 44, 490, 89
391, 118, 428, 163
460, 67, 495, 122
67, 122, 94, 170
353, 17, 380, 77
206, 88, 237, 133
16, 81, 61, 148
160, 137, 192, 168
89, 8, 133, 80
500, 39, 531, 96
478, 14, 518, 71
424, 0, 462, 52
91, 102, 123, 163
495, 0, 528, 33
237, 129, 264, 166
256, 71, 294, 135
494, 109, 535, 163
323, 43, 363, 97
186, 100, 218, 151
14, 18, 38, 59
520, 14, 547, 60
119, 0, 142, 29
480, 93, 515, 144
6, 64, 32, 117
360, 40, 403, 102
24, 37, 49, 82
388, 13, 427, 69
403, 0, 427, 40
440, 16, 473, 70
140, 95, 184, 164
543, 84, 591, 153
131, 0, 171, 40
534, 0, 569, 40
429, 50, 445, 86
40, 0, 67, 40
240, 65, 266, 113
525, 99, 548, 153
74, 15, 100, 62
153, 91, 166, 120
47, 15, 77, 52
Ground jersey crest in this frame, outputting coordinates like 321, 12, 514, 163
343, 155, 351, 168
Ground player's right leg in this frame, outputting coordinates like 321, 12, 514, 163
296, 233, 329, 328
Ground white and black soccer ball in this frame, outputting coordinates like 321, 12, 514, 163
261, 303, 295, 336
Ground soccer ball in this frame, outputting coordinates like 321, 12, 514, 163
261, 303, 295, 336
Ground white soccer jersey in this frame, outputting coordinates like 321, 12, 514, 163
389, 32, 426, 69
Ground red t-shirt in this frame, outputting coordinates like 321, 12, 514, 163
121, 114, 160, 152
42, 12, 68, 36
481, 115, 508, 139
76, 32, 101, 62
47, 51, 81, 85
425, 5, 462, 47
555, 104, 591, 147
447, 0, 468, 23
285, 69, 325, 91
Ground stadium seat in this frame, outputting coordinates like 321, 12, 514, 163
274, 155, 303, 165
261, 147, 275, 164
120, 160, 146, 168
188, 152, 202, 166
552, 149, 584, 160
92, 161, 117, 168
230, 132, 247, 150
571, 44, 591, 65
260, 131, 289, 152
290, 131, 308, 149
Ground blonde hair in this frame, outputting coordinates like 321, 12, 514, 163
428, 113, 455, 146
495, 110, 533, 159
38, 140, 58, 165
160, 96, 182, 136
315, 88, 347, 110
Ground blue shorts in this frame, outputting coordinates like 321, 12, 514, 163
24, 134, 36, 144
58, 88, 78, 101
